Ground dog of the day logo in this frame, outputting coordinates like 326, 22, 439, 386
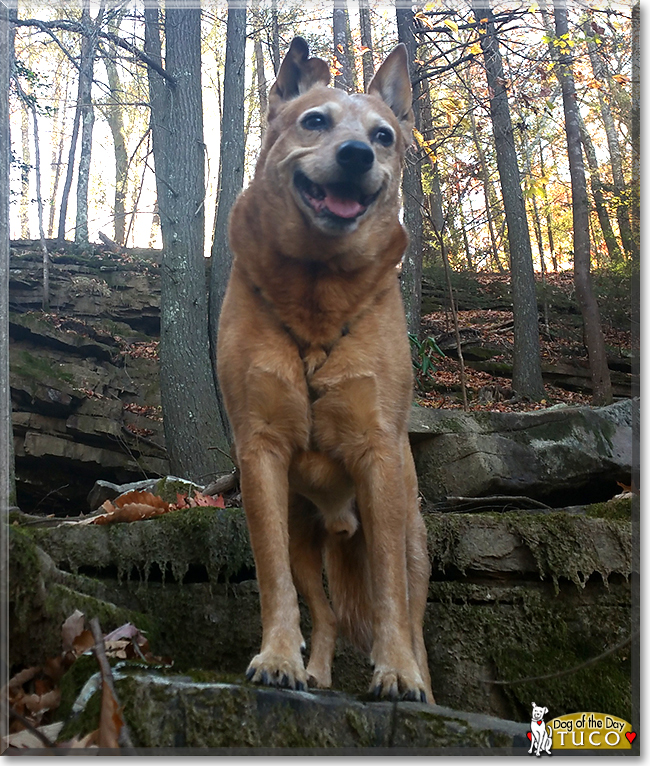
527, 704, 636, 754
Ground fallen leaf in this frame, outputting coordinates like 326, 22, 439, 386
97, 682, 122, 749
61, 610, 85, 653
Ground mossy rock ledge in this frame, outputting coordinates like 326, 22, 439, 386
11, 496, 633, 732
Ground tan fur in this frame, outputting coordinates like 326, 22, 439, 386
217, 38, 433, 703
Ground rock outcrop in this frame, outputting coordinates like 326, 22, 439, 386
410, 399, 635, 506
9, 245, 167, 512
11, 495, 633, 726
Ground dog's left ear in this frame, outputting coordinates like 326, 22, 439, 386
268, 37, 330, 121
367, 44, 414, 145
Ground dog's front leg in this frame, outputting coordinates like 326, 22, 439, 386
239, 448, 308, 690
355, 455, 428, 702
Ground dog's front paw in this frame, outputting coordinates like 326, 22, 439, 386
369, 665, 429, 703
245, 651, 308, 691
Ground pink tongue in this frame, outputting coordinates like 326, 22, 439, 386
324, 193, 364, 219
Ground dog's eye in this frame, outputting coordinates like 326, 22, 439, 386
373, 127, 394, 147
301, 113, 329, 131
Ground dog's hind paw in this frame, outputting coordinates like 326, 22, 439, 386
245, 652, 308, 691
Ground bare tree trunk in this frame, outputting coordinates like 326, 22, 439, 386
102, 43, 128, 245
1, 1, 17, 516
469, 107, 504, 274
554, 4, 612, 406
75, 0, 101, 245
56, 74, 81, 244
47, 72, 69, 239
538, 144, 557, 271
472, 0, 544, 400
209, 2, 247, 443
358, 0, 374, 91
396, 6, 423, 337
577, 108, 623, 263
252, 0, 268, 137
270, 0, 280, 75
333, 0, 353, 92
32, 110, 49, 310
583, 19, 634, 259
145, 1, 231, 480
630, 2, 640, 258
20, 104, 29, 238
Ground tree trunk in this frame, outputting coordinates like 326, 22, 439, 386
396, 7, 423, 337
358, 0, 374, 91
333, 0, 353, 92
47, 72, 69, 239
472, 0, 544, 400
252, 0, 268, 138
630, 2, 640, 259
75, 0, 99, 245
29, 102, 49, 311
538, 144, 557, 271
209, 1, 246, 444
1, 0, 16, 514
56, 71, 82, 245
270, 0, 280, 76
469, 107, 504, 274
554, 4, 612, 406
20, 104, 29, 238
102, 44, 128, 246
145, 1, 231, 481
577, 108, 623, 264
583, 20, 634, 259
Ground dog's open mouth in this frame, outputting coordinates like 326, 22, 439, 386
294, 170, 380, 223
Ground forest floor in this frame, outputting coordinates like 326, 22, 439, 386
414, 268, 634, 412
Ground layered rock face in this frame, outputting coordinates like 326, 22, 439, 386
9, 244, 168, 512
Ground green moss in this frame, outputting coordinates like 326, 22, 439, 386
586, 496, 632, 521
57, 654, 99, 723
11, 349, 74, 384
152, 477, 201, 504
57, 688, 102, 742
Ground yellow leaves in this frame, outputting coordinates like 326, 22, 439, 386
331, 56, 342, 77
415, 11, 434, 29
469, 42, 483, 55
529, 0, 539, 11
443, 18, 459, 34
413, 128, 437, 166
612, 73, 630, 86
336, 43, 344, 54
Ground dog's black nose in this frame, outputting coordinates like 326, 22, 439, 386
336, 141, 374, 174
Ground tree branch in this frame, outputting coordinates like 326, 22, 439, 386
13, 18, 175, 85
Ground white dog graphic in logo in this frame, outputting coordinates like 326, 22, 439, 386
529, 702, 552, 756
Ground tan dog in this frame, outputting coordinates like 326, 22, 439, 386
217, 37, 432, 703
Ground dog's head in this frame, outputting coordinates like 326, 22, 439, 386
258, 37, 413, 240
531, 703, 548, 722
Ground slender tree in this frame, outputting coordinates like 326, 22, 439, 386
630, 2, 640, 258
553, 3, 612, 405
472, 0, 545, 400
396, 6, 423, 337
358, 0, 374, 91
333, 0, 353, 92
101, 40, 128, 245
74, 0, 101, 245
145, 1, 231, 480
583, 19, 633, 259
209, 1, 247, 443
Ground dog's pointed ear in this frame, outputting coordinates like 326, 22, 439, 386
268, 37, 330, 121
367, 44, 414, 145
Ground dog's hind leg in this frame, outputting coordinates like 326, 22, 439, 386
289, 496, 337, 689
404, 445, 434, 703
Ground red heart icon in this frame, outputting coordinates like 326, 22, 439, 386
526, 732, 532, 741
626, 732, 636, 744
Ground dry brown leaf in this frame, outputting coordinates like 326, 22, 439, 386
23, 688, 61, 715
93, 491, 171, 525
97, 682, 122, 749
72, 629, 95, 657
192, 491, 225, 508
61, 610, 85, 653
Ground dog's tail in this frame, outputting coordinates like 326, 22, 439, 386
323, 527, 373, 653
